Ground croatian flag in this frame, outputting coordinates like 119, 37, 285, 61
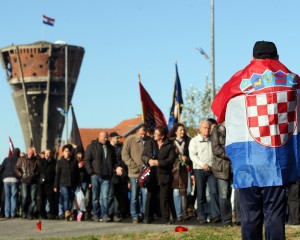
211, 59, 300, 189
43, 15, 55, 26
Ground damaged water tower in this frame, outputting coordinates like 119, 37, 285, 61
0, 41, 84, 152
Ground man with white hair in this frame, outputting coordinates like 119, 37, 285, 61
189, 120, 220, 224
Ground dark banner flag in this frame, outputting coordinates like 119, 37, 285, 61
168, 63, 184, 130
139, 76, 167, 133
70, 105, 83, 150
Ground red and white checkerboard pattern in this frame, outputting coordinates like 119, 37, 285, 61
246, 90, 297, 147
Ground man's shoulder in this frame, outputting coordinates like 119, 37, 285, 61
86, 139, 99, 148
124, 134, 137, 143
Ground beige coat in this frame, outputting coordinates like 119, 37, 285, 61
122, 134, 150, 178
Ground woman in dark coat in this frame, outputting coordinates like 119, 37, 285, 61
142, 126, 176, 224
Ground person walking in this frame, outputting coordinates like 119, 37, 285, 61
15, 147, 39, 219
211, 123, 232, 226
121, 124, 151, 224
0, 148, 21, 219
84, 131, 115, 222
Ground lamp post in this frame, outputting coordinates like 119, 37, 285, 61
65, 44, 68, 143
55, 40, 69, 144
211, 0, 215, 103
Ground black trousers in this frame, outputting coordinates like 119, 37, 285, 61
239, 186, 287, 240
36, 183, 55, 217
144, 184, 160, 221
159, 182, 176, 222
287, 179, 300, 224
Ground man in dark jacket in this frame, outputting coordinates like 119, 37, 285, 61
108, 132, 128, 222
84, 131, 116, 222
211, 123, 232, 226
36, 149, 56, 219
15, 147, 39, 219
0, 148, 20, 218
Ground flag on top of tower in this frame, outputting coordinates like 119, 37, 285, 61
139, 75, 167, 133
168, 63, 184, 130
43, 15, 55, 26
8, 136, 14, 157
195, 47, 209, 59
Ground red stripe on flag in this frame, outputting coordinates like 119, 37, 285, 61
139, 81, 167, 132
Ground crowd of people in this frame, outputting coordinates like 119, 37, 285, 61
1, 41, 299, 240
0, 118, 298, 238
0, 121, 244, 226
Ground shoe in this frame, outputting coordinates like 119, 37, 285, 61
102, 216, 111, 222
21, 213, 27, 219
77, 212, 83, 221
177, 216, 182, 222
132, 219, 139, 224
93, 217, 99, 222
232, 210, 236, 224
113, 216, 122, 222
65, 210, 71, 221
143, 218, 151, 224
58, 215, 64, 220
85, 212, 92, 220
236, 221, 241, 226
164, 221, 173, 225
212, 217, 221, 223
199, 219, 208, 224
224, 221, 233, 227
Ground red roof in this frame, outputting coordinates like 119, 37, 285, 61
79, 116, 142, 150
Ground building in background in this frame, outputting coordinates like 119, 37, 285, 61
0, 41, 84, 152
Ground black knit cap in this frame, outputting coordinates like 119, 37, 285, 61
253, 41, 278, 59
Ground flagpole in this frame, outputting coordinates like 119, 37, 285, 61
138, 73, 145, 123
65, 44, 68, 143
175, 62, 180, 123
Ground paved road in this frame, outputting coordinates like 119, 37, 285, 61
2, 217, 298, 240
0, 217, 199, 239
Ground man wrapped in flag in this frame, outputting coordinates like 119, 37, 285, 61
168, 63, 184, 130
211, 41, 300, 240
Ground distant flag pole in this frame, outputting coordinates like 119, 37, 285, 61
195, 47, 210, 60
138, 74, 145, 123
138, 75, 167, 133
168, 62, 184, 130
8, 136, 14, 157
69, 105, 83, 149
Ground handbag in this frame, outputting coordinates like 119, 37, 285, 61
74, 188, 86, 211
137, 165, 152, 187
